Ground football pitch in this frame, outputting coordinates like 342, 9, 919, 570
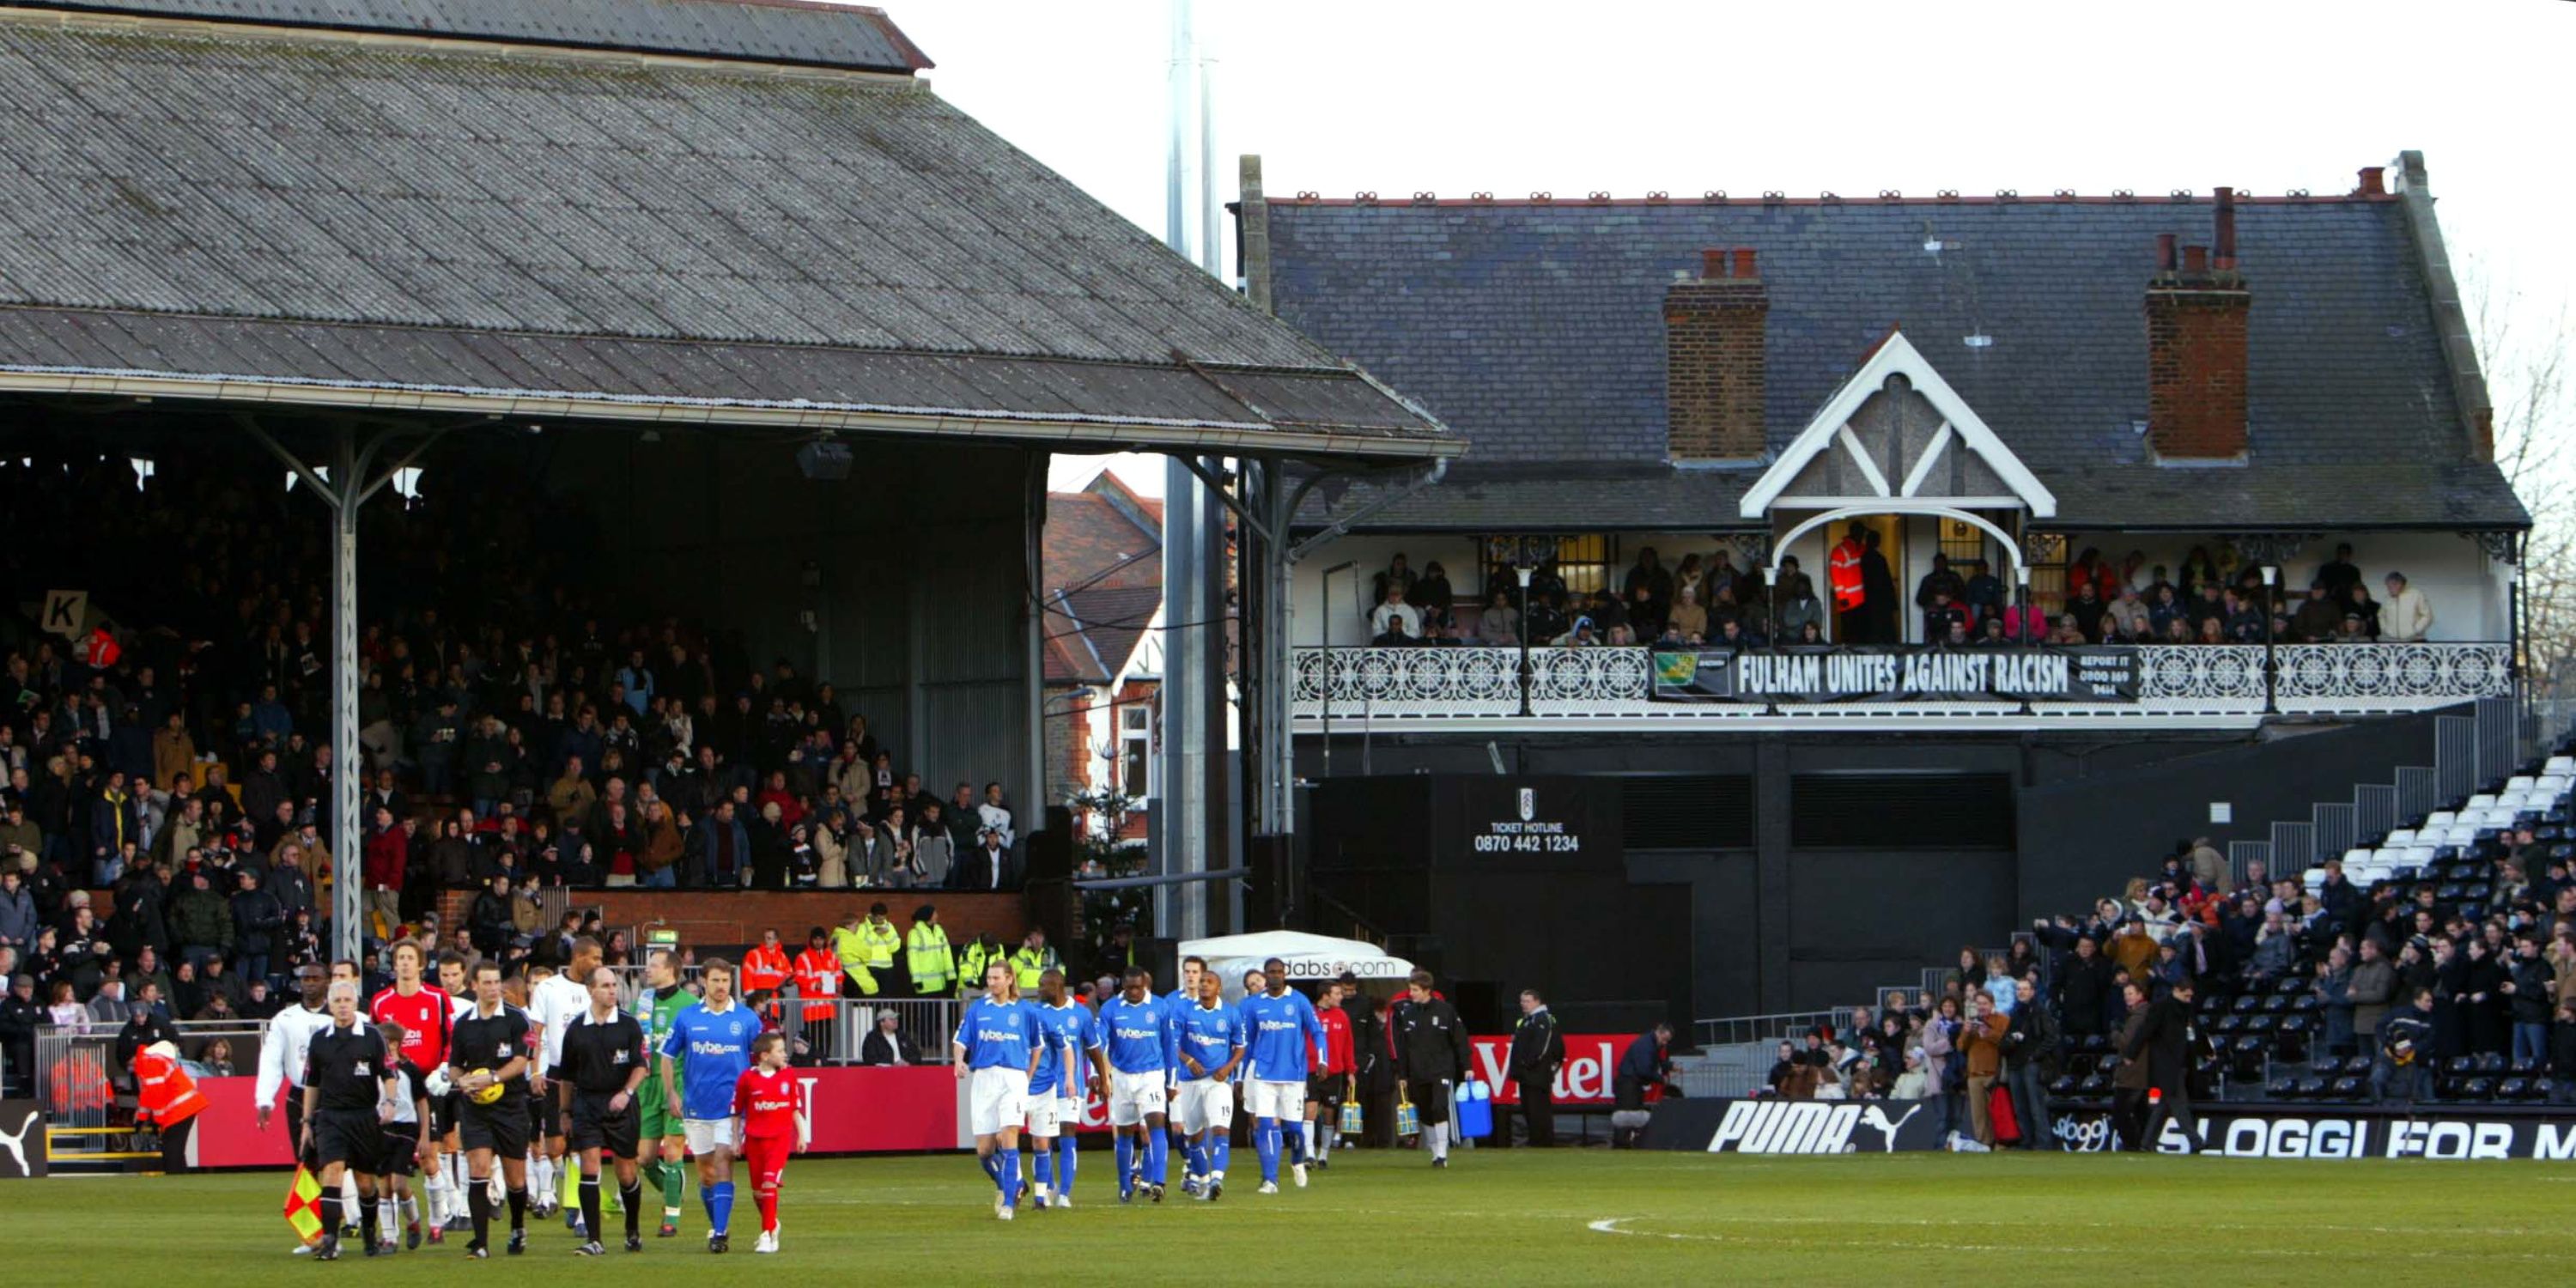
17, 1149, 2574, 1284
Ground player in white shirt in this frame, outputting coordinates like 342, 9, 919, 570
526, 940, 602, 1224
256, 963, 337, 1255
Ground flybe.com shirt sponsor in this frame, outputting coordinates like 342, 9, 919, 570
953, 996, 1042, 1072
660, 999, 762, 1120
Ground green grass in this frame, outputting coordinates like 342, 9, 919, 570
15, 1148, 2576, 1284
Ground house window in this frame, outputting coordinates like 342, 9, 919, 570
1477, 533, 1619, 599
1938, 518, 1990, 570
1119, 705, 1152, 801
2025, 532, 2070, 617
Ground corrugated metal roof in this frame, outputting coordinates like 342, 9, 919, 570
29, 0, 932, 72
0, 12, 1454, 455
1267, 195, 2524, 527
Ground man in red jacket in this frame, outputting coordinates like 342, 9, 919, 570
1303, 981, 1356, 1165
362, 806, 410, 939
134, 1038, 208, 1172
1830, 524, 1869, 642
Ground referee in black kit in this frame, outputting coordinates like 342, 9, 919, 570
558, 965, 652, 1255
452, 961, 534, 1257
302, 979, 399, 1261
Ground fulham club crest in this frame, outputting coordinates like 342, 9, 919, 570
1517, 787, 1535, 822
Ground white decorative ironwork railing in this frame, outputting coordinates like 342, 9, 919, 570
1291, 642, 2512, 723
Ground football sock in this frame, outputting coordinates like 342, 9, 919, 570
1145, 1127, 1168, 1185
709, 1180, 733, 1235
1427, 1121, 1450, 1161
359, 1190, 379, 1249
1215, 1134, 1231, 1176
579, 1177, 601, 1244
1184, 1138, 1204, 1181
1033, 1144, 1053, 1194
376, 1198, 397, 1240
400, 1194, 419, 1225
1256, 1117, 1281, 1183
1055, 1135, 1077, 1196
1288, 1119, 1308, 1165
1300, 1121, 1318, 1160
319, 1194, 343, 1245
755, 1177, 779, 1232
468, 1178, 491, 1244
506, 1185, 526, 1232
993, 1148, 1018, 1206
619, 1179, 643, 1237
660, 1157, 683, 1218
1114, 1135, 1133, 1193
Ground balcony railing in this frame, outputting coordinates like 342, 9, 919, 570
1292, 642, 2512, 726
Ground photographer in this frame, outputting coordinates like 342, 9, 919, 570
2372, 988, 2435, 1104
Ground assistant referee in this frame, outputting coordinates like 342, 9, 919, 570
558, 965, 651, 1255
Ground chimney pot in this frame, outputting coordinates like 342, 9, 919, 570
2181, 245, 2209, 276
2356, 166, 2386, 196
1732, 248, 1757, 279
2155, 234, 2178, 273
1700, 248, 1728, 279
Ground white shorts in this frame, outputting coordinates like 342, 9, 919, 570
1174, 1079, 1234, 1136
1024, 1091, 1078, 1139
969, 1066, 1030, 1138
1245, 1078, 1305, 1120
1105, 1069, 1168, 1127
683, 1118, 738, 1156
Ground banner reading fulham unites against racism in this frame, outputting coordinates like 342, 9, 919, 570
1653, 647, 2141, 704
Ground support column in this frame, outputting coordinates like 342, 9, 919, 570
329, 428, 363, 963
1159, 454, 1209, 942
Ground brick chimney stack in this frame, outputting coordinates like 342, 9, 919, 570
2145, 196, 2251, 461
1666, 247, 1769, 461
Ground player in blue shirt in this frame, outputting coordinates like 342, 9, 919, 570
657, 958, 762, 1253
952, 960, 1043, 1220
1025, 968, 1108, 1210
1159, 955, 1205, 1188
1098, 966, 1177, 1203
1171, 967, 1245, 1200
1238, 958, 1327, 1194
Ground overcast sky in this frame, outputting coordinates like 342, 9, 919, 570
876, 0, 2576, 499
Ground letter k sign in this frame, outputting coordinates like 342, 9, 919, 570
43, 590, 85, 638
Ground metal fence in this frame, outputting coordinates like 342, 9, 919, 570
1693, 1010, 1842, 1051
33, 1021, 267, 1130
2354, 783, 2397, 842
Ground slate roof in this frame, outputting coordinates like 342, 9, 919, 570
1042, 477, 1162, 685
38, 0, 933, 73
1264, 193, 2526, 528
0, 8, 1453, 459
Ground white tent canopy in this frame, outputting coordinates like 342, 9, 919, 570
1176, 931, 1413, 998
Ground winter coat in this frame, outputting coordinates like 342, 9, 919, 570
229, 885, 283, 956
168, 885, 234, 953
2349, 957, 2397, 1036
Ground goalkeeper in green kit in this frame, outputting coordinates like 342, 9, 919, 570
632, 947, 696, 1237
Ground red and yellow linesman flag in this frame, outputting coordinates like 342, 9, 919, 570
283, 1165, 325, 1246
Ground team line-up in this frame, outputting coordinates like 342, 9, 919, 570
265, 938, 1471, 1260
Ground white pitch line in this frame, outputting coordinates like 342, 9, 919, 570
1585, 1217, 2567, 1262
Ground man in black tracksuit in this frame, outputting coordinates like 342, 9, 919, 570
1504, 988, 1565, 1147
1393, 970, 1471, 1167
302, 981, 398, 1261
2125, 977, 2202, 1153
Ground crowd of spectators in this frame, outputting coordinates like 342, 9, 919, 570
1360, 538, 2438, 650
0, 447, 1024, 1090
1761, 812, 2576, 1150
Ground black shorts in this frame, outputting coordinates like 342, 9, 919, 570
459, 1097, 532, 1157
1306, 1074, 1345, 1107
430, 1089, 459, 1137
313, 1108, 386, 1171
377, 1123, 422, 1176
1410, 1078, 1453, 1124
568, 1091, 641, 1158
